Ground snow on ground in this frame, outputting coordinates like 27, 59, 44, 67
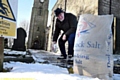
2, 62, 100, 80
4, 49, 26, 55
2, 49, 120, 80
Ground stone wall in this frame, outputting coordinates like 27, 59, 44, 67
66, 0, 98, 16
52, 0, 98, 17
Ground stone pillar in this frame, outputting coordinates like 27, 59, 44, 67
0, 37, 4, 71
115, 18, 120, 53
98, 0, 110, 15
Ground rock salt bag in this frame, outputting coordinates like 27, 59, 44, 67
73, 14, 113, 80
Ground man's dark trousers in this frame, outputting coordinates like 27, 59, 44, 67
58, 33, 75, 58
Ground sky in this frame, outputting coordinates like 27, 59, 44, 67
17, 0, 57, 27
2, 49, 120, 80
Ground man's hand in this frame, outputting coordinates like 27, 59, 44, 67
62, 34, 66, 41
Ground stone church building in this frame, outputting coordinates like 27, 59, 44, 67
28, 0, 49, 50
47, 0, 120, 54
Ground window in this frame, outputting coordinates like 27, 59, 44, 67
39, 7, 42, 16
37, 27, 39, 31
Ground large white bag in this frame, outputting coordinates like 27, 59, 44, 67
73, 14, 113, 80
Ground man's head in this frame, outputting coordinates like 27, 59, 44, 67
54, 8, 65, 21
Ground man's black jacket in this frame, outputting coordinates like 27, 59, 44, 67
53, 13, 78, 42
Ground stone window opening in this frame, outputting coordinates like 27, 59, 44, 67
37, 27, 39, 31
39, 7, 42, 16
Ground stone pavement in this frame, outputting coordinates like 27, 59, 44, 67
28, 49, 62, 65
28, 49, 73, 68
4, 49, 70, 67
